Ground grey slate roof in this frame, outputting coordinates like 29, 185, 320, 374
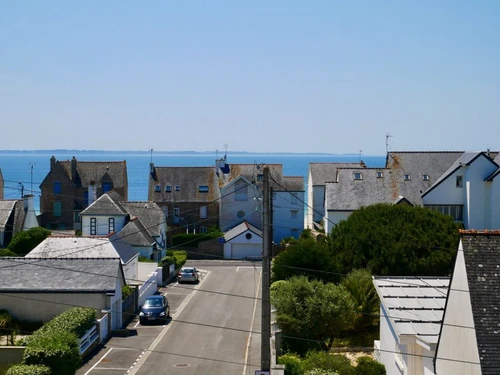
385, 151, 464, 205
277, 176, 304, 192
113, 219, 155, 247
224, 221, 262, 242
121, 201, 164, 237
26, 236, 137, 264
325, 168, 395, 210
60, 160, 127, 188
150, 166, 218, 202
374, 277, 449, 344
80, 191, 128, 216
0, 200, 17, 229
460, 231, 500, 375
219, 164, 287, 190
309, 162, 365, 185
0, 258, 122, 293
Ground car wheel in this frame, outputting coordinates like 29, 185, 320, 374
139, 318, 145, 325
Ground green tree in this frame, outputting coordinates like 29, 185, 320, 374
271, 276, 356, 354
355, 357, 385, 375
0, 249, 17, 257
272, 236, 339, 283
7, 227, 51, 256
329, 204, 460, 276
341, 269, 380, 332
302, 351, 354, 375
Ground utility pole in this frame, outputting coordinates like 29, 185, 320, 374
261, 166, 271, 372
29, 162, 35, 194
18, 182, 24, 198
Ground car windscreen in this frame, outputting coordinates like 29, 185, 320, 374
144, 299, 163, 307
181, 269, 194, 273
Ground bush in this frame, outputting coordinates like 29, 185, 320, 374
7, 227, 51, 256
138, 256, 155, 262
302, 352, 355, 375
6, 364, 51, 375
122, 285, 134, 300
306, 370, 339, 375
23, 330, 81, 375
0, 248, 17, 257
355, 357, 385, 375
161, 250, 187, 269
171, 231, 222, 247
277, 353, 303, 375
30, 307, 96, 339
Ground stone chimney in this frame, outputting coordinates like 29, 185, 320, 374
22, 194, 39, 230
88, 181, 97, 205
71, 156, 77, 181
50, 156, 56, 170
150, 162, 155, 174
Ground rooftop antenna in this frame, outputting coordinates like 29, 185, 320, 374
150, 148, 153, 163
224, 144, 228, 160
29, 162, 35, 195
386, 133, 393, 154
359, 150, 363, 163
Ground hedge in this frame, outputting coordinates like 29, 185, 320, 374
160, 250, 187, 269
171, 231, 222, 247
29, 307, 95, 340
6, 364, 51, 375
355, 357, 386, 375
23, 330, 81, 375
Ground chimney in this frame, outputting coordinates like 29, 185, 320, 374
71, 156, 77, 181
22, 194, 38, 230
50, 156, 56, 170
88, 181, 97, 205
149, 162, 155, 174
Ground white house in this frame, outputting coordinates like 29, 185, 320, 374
373, 277, 449, 375
0, 258, 125, 330
26, 236, 139, 284
223, 221, 262, 259
435, 230, 500, 375
0, 195, 39, 247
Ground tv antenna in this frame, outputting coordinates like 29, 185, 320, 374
29, 162, 35, 195
150, 149, 153, 163
386, 134, 393, 154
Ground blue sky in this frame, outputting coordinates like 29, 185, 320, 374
1, 1, 498, 154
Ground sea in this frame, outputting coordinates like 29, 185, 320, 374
0, 151, 386, 212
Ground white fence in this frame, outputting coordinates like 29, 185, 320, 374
138, 270, 158, 306
79, 325, 99, 355
98, 314, 109, 343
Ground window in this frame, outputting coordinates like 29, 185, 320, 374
102, 181, 112, 193
84, 191, 89, 206
74, 211, 81, 223
290, 192, 299, 205
54, 182, 62, 194
235, 179, 248, 201
165, 185, 172, 192
155, 185, 161, 192
425, 205, 464, 221
291, 210, 298, 220
90, 217, 97, 235
257, 174, 264, 182
199, 226, 208, 234
173, 207, 180, 217
109, 218, 115, 233
456, 175, 463, 188
353, 172, 362, 180
376, 171, 384, 178
199, 206, 208, 219
404, 174, 411, 181
423, 174, 430, 181
237, 210, 246, 219
175, 185, 180, 191
53, 202, 62, 217
198, 185, 209, 193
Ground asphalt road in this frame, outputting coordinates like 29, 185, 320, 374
130, 260, 263, 375
78, 260, 262, 375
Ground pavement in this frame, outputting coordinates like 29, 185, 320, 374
77, 260, 262, 375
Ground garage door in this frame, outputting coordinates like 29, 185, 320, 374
231, 244, 262, 260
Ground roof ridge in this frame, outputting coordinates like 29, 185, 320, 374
460, 229, 500, 236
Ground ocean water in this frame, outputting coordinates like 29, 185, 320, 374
0, 151, 386, 211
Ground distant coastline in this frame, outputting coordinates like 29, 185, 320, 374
0, 149, 380, 157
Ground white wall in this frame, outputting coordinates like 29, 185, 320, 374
123, 255, 138, 284
81, 214, 127, 236
273, 191, 304, 243
378, 304, 406, 375
465, 156, 496, 229
423, 168, 466, 206
223, 231, 262, 259
491, 178, 500, 229
306, 171, 314, 229
324, 211, 351, 234
220, 181, 262, 231
435, 240, 482, 375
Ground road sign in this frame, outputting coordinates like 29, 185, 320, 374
255, 371, 270, 375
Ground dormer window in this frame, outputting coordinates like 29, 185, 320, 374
165, 185, 172, 192
423, 174, 430, 181
175, 185, 180, 191
353, 172, 363, 180
199, 185, 209, 193
404, 174, 411, 181
376, 171, 384, 178
155, 185, 161, 192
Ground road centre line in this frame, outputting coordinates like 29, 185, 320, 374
127, 270, 212, 375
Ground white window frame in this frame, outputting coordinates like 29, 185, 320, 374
423, 174, 430, 181
376, 171, 384, 178
353, 172, 362, 180
404, 174, 411, 181
165, 185, 172, 192
90, 217, 97, 235
155, 185, 161, 192
108, 217, 115, 233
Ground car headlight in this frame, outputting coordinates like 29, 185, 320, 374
159, 312, 165, 316
139, 312, 144, 316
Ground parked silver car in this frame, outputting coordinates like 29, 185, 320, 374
177, 267, 199, 283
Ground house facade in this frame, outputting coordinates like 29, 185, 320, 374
223, 221, 262, 259
435, 230, 500, 375
0, 258, 125, 330
148, 163, 219, 243
39, 156, 128, 230
0, 195, 39, 247
373, 277, 449, 375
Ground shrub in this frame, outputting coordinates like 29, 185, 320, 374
171, 231, 222, 247
0, 248, 17, 257
306, 370, 339, 375
161, 250, 187, 269
23, 330, 81, 375
30, 307, 96, 339
277, 353, 303, 375
160, 256, 176, 267
355, 357, 385, 375
122, 285, 134, 300
6, 364, 51, 375
302, 352, 355, 375
7, 227, 51, 256
138, 256, 155, 262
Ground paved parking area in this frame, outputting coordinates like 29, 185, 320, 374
78, 270, 207, 375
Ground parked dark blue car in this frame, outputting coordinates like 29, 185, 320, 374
139, 295, 170, 325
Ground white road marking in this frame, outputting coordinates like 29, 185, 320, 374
237, 266, 262, 272
127, 270, 212, 375
84, 348, 114, 375
93, 367, 130, 371
242, 268, 262, 375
